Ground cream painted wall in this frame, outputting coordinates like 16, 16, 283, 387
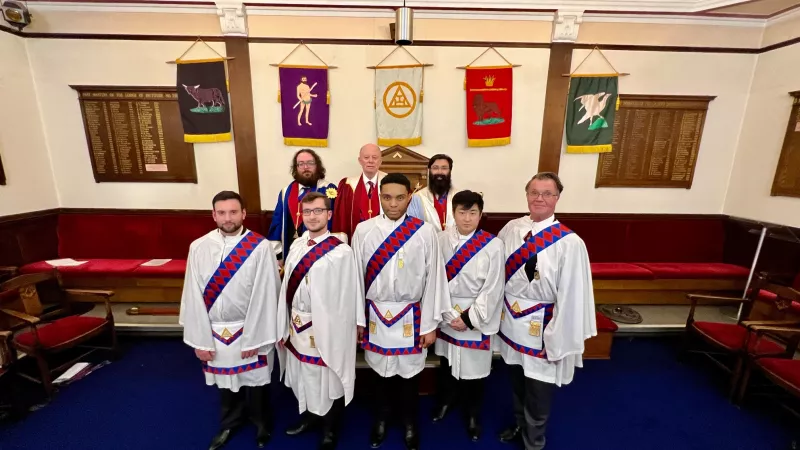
250, 43, 549, 212
0, 32, 59, 216
23, 39, 239, 209
723, 43, 800, 228
557, 49, 756, 213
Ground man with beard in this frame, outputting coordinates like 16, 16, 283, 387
277, 192, 359, 450
495, 172, 596, 450
409, 154, 457, 231
268, 149, 339, 262
332, 143, 387, 242
351, 173, 449, 450
179, 190, 281, 450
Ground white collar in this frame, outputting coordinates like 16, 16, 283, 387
362, 173, 379, 185
382, 213, 407, 227
307, 231, 330, 245
457, 230, 475, 241
525, 214, 556, 233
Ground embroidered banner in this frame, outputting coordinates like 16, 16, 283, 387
176, 59, 232, 143
375, 66, 423, 147
285, 236, 342, 304
364, 216, 424, 294
445, 230, 495, 282
565, 75, 619, 153
505, 223, 572, 282
278, 66, 330, 147
203, 232, 265, 311
466, 66, 512, 147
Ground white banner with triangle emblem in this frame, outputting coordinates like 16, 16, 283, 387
374, 66, 423, 147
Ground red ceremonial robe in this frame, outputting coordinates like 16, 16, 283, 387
332, 175, 382, 241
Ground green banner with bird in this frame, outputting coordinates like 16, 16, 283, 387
565, 75, 619, 153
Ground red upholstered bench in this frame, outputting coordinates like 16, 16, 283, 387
132, 260, 187, 277
632, 263, 750, 279
591, 263, 655, 280
20, 259, 147, 277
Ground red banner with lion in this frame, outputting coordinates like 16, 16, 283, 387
465, 66, 512, 147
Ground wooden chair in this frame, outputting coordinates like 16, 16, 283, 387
0, 271, 118, 398
682, 271, 800, 399
0, 329, 24, 420
735, 323, 800, 408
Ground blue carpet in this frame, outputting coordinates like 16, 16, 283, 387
0, 336, 795, 450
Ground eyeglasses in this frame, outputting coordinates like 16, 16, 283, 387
527, 191, 557, 199
302, 208, 329, 216
297, 161, 317, 168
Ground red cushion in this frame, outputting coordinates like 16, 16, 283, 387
591, 263, 654, 280
133, 259, 187, 277
20, 259, 146, 277
758, 357, 800, 390
14, 316, 108, 349
595, 311, 618, 332
692, 321, 784, 353
633, 263, 749, 279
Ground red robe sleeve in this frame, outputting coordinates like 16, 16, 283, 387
332, 177, 354, 238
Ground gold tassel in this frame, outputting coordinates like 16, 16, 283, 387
615, 96, 620, 110
420, 89, 424, 102
463, 77, 466, 90
373, 95, 376, 109
327, 90, 330, 105
277, 90, 281, 103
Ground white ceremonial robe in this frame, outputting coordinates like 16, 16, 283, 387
434, 228, 505, 379
413, 186, 457, 231
494, 215, 597, 387
276, 231, 360, 416
352, 214, 449, 379
179, 228, 281, 392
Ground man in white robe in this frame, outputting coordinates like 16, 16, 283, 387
431, 190, 504, 442
409, 154, 457, 231
179, 190, 281, 450
495, 173, 597, 450
277, 192, 360, 450
352, 173, 449, 450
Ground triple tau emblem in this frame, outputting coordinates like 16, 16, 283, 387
510, 301, 522, 313
383, 81, 417, 119
384, 310, 394, 320
221, 328, 233, 339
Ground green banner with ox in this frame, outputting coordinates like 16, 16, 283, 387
565, 75, 619, 153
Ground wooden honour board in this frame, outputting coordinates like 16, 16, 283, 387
771, 91, 800, 198
595, 94, 715, 188
72, 86, 198, 183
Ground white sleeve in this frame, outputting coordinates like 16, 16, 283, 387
241, 243, 281, 351
351, 227, 367, 327
420, 228, 448, 335
467, 240, 505, 334
544, 238, 597, 361
179, 246, 215, 351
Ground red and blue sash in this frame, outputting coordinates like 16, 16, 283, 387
286, 341, 326, 367
445, 230, 495, 282
363, 216, 424, 294
505, 223, 572, 282
436, 309, 491, 351
212, 328, 243, 345
498, 302, 554, 358
285, 236, 343, 305
203, 231, 266, 312
202, 355, 269, 375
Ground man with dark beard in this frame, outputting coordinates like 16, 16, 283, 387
267, 149, 338, 262
409, 154, 457, 231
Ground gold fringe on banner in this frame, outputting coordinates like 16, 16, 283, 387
277, 90, 281, 103
616, 96, 621, 110
327, 91, 330, 105
420, 90, 424, 102
566, 144, 613, 154
285, 137, 328, 147
185, 132, 233, 143
378, 137, 422, 147
468, 137, 510, 147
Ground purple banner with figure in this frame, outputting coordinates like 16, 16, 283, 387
279, 66, 330, 147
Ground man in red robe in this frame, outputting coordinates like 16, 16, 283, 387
331, 143, 386, 242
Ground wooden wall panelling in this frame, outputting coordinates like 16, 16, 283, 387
225, 37, 261, 212
770, 91, 800, 198
0, 209, 60, 267
538, 43, 573, 173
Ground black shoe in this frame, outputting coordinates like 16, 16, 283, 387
208, 429, 232, 450
498, 425, 521, 443
466, 416, 481, 441
285, 415, 315, 436
431, 403, 451, 423
256, 427, 271, 448
369, 420, 386, 449
319, 431, 338, 450
404, 424, 419, 450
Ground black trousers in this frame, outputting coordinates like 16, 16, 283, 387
372, 373, 420, 425
219, 385, 271, 431
302, 397, 345, 433
510, 365, 554, 450
436, 356, 485, 417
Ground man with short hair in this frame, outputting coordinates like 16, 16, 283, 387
332, 143, 387, 241
268, 149, 339, 261
277, 192, 360, 450
432, 190, 504, 441
495, 172, 597, 450
351, 173, 449, 450
179, 190, 281, 450
409, 154, 457, 231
